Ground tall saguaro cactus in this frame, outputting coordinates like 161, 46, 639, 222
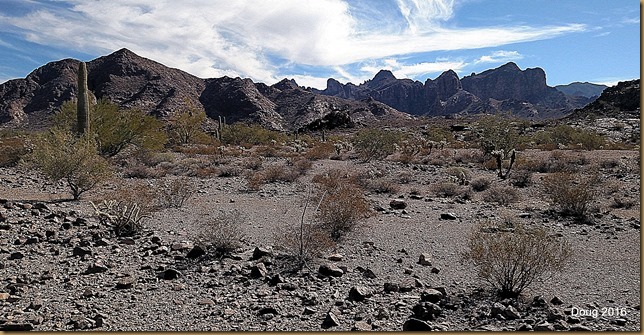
77, 61, 90, 135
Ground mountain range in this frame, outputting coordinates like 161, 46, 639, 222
0, 48, 631, 131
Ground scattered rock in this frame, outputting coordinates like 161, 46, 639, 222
348, 286, 372, 302
327, 253, 343, 261
403, 318, 433, 331
116, 276, 136, 289
440, 213, 457, 220
430, 267, 440, 274
420, 289, 444, 303
186, 245, 206, 259
250, 263, 268, 278
384, 282, 400, 293
412, 302, 442, 320
252, 246, 273, 260
318, 263, 344, 277
159, 268, 182, 280
534, 321, 555, 331
0, 323, 34, 331
550, 296, 564, 305
352, 321, 372, 331
321, 310, 341, 329
85, 262, 109, 274
9, 251, 24, 260
390, 199, 407, 210
417, 253, 432, 266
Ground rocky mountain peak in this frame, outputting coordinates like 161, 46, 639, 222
370, 70, 397, 85
272, 78, 300, 91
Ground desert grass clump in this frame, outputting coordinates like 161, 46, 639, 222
445, 167, 471, 185
304, 142, 335, 160
470, 177, 491, 192
542, 172, 599, 220
464, 222, 572, 298
365, 178, 400, 194
198, 209, 246, 256
482, 186, 520, 206
0, 135, 29, 167
509, 169, 533, 188
432, 182, 462, 198
157, 176, 196, 208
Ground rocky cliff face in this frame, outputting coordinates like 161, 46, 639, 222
0, 49, 406, 131
317, 62, 586, 119
555, 82, 607, 99
567, 79, 640, 120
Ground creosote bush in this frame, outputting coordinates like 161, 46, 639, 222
542, 172, 599, 220
317, 183, 370, 240
482, 186, 520, 206
464, 222, 572, 298
352, 128, 403, 162
470, 177, 491, 192
198, 209, 246, 256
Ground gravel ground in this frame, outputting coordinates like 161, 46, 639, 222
0, 148, 640, 331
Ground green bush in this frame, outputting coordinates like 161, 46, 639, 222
55, 100, 167, 157
221, 123, 286, 147
476, 115, 522, 156
26, 128, 112, 199
352, 128, 403, 162
167, 107, 211, 146
464, 222, 572, 298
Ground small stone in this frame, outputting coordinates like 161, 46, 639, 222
384, 282, 400, 293
440, 213, 457, 220
550, 296, 564, 305
0, 292, 9, 300
73, 246, 92, 258
569, 325, 592, 331
352, 321, 372, 331
504, 305, 521, 320
417, 253, 432, 266
9, 251, 24, 260
403, 318, 433, 331
321, 310, 340, 329
171, 241, 192, 251
430, 267, 440, 274
258, 306, 280, 316
534, 322, 555, 331
348, 286, 372, 302
27, 298, 43, 311
119, 238, 135, 245
327, 253, 343, 261
159, 268, 182, 280
420, 289, 444, 303
390, 199, 407, 210
116, 276, 136, 289
250, 263, 268, 278
532, 295, 547, 307
303, 307, 317, 315
412, 302, 442, 320
186, 245, 206, 259
252, 246, 273, 260
84, 262, 109, 274
319, 263, 344, 277
613, 318, 627, 326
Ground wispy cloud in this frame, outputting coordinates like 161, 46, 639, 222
475, 50, 524, 64
0, 0, 587, 88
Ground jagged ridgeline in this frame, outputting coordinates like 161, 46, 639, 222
0, 48, 637, 131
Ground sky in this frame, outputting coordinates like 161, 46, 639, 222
0, 0, 639, 89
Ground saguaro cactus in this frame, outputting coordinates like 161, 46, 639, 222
77, 61, 90, 134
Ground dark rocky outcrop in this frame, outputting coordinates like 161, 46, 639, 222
555, 82, 608, 99
566, 79, 640, 120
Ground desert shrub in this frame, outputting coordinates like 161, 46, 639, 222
550, 124, 605, 150
274, 193, 335, 270
611, 195, 636, 209
397, 171, 413, 184
470, 177, 491, 192
317, 184, 370, 240
91, 200, 147, 237
312, 168, 360, 190
0, 135, 29, 167
477, 115, 521, 156
542, 172, 599, 220
352, 128, 403, 162
304, 142, 335, 160
482, 186, 520, 206
509, 169, 533, 188
198, 209, 245, 256
26, 128, 112, 200
55, 100, 167, 157
156, 176, 196, 208
245, 162, 302, 191
217, 166, 241, 178
240, 156, 263, 171
432, 182, 461, 198
365, 178, 400, 194
454, 149, 486, 164
464, 222, 572, 298
289, 157, 313, 174
221, 123, 286, 147
599, 158, 620, 169
445, 167, 471, 185
103, 182, 157, 214
167, 107, 210, 146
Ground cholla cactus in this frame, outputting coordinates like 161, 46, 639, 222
491, 149, 516, 179
91, 200, 147, 236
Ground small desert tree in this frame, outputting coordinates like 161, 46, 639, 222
167, 106, 209, 145
55, 100, 167, 157
464, 222, 572, 298
26, 128, 112, 200
352, 128, 403, 162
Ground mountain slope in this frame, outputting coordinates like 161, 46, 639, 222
0, 49, 407, 131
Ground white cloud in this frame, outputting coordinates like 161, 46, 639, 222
475, 50, 524, 64
360, 58, 465, 80
0, 0, 587, 87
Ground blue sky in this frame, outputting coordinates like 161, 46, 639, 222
0, 0, 639, 89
